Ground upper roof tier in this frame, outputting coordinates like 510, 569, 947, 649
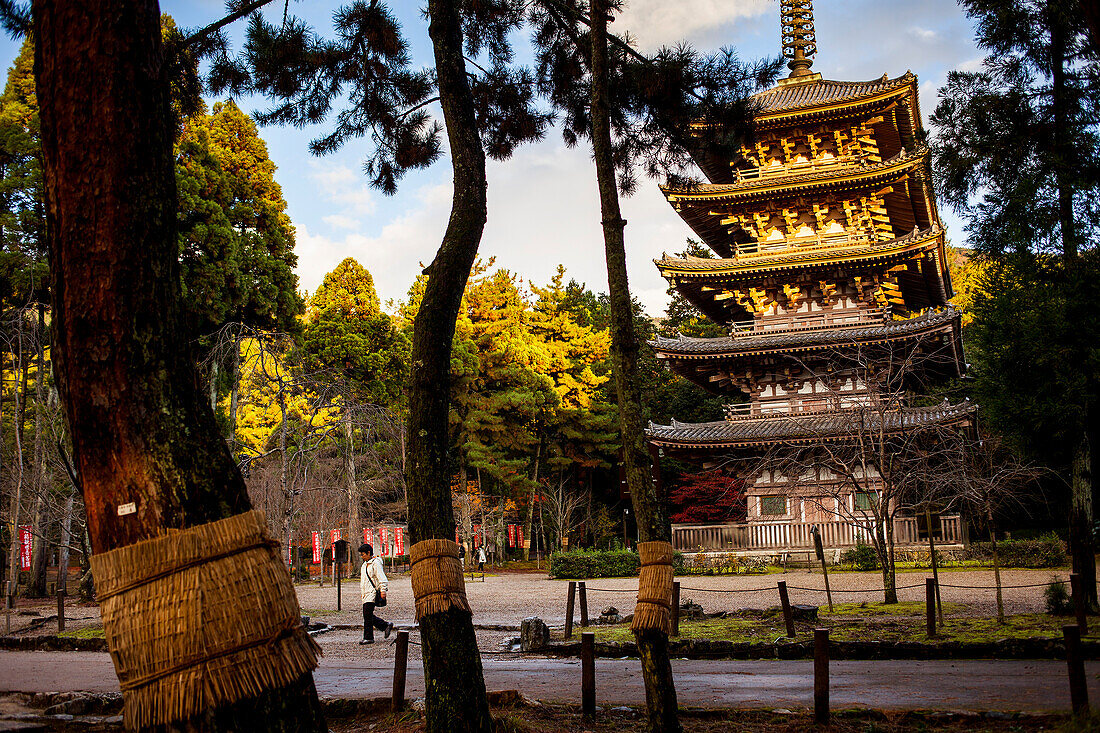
655, 225, 951, 324
690, 72, 921, 185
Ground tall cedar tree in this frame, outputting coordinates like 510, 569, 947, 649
529, 2, 778, 728
25, 0, 326, 728
931, 0, 1100, 607
209, 2, 550, 729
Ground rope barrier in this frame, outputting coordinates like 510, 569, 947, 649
937, 582, 1056, 590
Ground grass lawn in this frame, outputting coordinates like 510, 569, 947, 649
57, 626, 105, 639
586, 602, 1093, 645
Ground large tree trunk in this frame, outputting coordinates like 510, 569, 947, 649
1070, 435, 1097, 610
589, 1, 679, 730
28, 306, 49, 597
405, 3, 492, 731
32, 1, 325, 729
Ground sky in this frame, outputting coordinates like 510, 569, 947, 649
0, 1, 984, 316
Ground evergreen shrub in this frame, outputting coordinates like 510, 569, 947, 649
839, 542, 880, 570
970, 534, 1068, 568
1045, 577, 1073, 615
549, 549, 639, 578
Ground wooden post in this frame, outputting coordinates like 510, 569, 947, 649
778, 581, 795, 638
4, 582, 11, 635
565, 580, 576, 640
926, 578, 936, 637
57, 591, 65, 633
392, 630, 409, 712
579, 581, 589, 627
814, 529, 834, 613
927, 510, 944, 626
814, 628, 829, 725
672, 581, 681, 637
1071, 573, 1088, 635
1064, 624, 1089, 715
581, 631, 595, 719
336, 560, 342, 612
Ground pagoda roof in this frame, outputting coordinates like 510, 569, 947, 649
664, 147, 934, 254
665, 145, 926, 203
653, 307, 961, 360
656, 224, 939, 276
691, 73, 921, 183
656, 226, 949, 324
646, 400, 977, 450
753, 72, 918, 123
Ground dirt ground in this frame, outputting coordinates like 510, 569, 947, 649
327, 705, 1080, 733
1, 566, 1069, 650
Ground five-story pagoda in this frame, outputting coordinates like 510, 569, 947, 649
646, 0, 975, 551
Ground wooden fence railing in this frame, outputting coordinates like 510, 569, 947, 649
671, 515, 964, 553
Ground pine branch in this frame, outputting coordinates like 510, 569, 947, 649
181, 0, 280, 49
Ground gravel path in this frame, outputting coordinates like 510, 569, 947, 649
2, 567, 1066, 641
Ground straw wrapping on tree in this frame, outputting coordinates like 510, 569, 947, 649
630, 541, 674, 634
409, 539, 471, 620
89, 510, 320, 729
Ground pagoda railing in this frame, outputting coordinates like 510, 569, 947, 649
733, 228, 881, 257
672, 515, 964, 553
728, 307, 887, 338
733, 153, 861, 183
723, 395, 875, 420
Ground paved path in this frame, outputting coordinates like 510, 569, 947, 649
1, 651, 1097, 712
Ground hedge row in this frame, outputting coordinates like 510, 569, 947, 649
969, 536, 1068, 568
549, 549, 644, 578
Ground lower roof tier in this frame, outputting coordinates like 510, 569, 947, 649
656, 226, 951, 324
652, 308, 964, 392
646, 400, 977, 450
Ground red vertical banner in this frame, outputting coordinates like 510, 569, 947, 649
19, 526, 32, 570
363, 527, 371, 545
395, 527, 405, 556
507, 524, 516, 548
311, 532, 321, 564
473, 524, 481, 548
517, 525, 524, 550
330, 528, 342, 559
379, 526, 389, 556
288, 537, 294, 567
455, 530, 460, 545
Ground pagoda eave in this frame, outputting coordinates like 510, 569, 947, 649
646, 401, 977, 452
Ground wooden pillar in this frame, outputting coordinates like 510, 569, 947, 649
579, 581, 589, 627
565, 581, 576, 640
392, 630, 409, 712
1064, 624, 1089, 715
925, 578, 936, 637
671, 581, 681, 637
778, 581, 795, 638
581, 632, 595, 719
57, 591, 65, 633
814, 628, 829, 725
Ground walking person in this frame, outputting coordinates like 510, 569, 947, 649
359, 543, 394, 645
477, 545, 486, 572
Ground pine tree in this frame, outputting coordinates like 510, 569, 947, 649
931, 0, 1100, 608
210, 3, 551, 728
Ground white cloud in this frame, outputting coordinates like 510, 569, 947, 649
909, 27, 938, 42
295, 182, 452, 306
322, 214, 361, 230
617, 0, 772, 50
308, 162, 376, 216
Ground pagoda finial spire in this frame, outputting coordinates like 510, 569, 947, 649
781, 0, 817, 78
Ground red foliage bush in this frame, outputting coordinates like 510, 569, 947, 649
668, 471, 746, 523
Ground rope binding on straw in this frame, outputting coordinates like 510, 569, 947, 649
90, 510, 320, 730
631, 540, 674, 635
410, 538, 471, 620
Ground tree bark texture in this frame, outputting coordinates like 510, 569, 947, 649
589, 1, 679, 730
32, 1, 325, 728
1070, 435, 1097, 610
405, 2, 492, 731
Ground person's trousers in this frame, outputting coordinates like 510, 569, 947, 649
363, 601, 389, 640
